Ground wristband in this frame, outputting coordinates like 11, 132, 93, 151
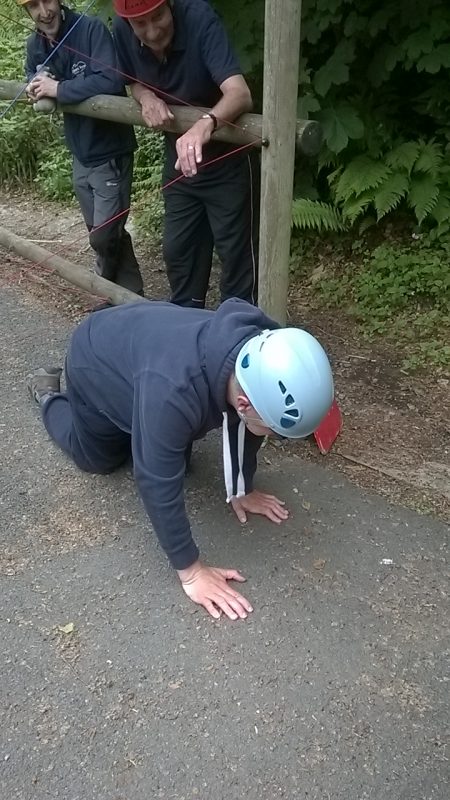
201, 112, 218, 132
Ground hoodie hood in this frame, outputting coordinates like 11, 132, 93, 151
203, 299, 280, 411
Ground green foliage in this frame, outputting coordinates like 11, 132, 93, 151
34, 140, 74, 200
131, 129, 164, 237
314, 235, 450, 371
1, 108, 45, 183
292, 198, 346, 232
354, 241, 449, 317
321, 139, 450, 233
213, 1, 450, 237
0, 2, 66, 191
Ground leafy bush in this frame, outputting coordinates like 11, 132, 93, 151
0, 3, 66, 190
214, 0, 450, 237
353, 239, 449, 317
314, 234, 450, 369
131, 128, 164, 236
34, 139, 74, 201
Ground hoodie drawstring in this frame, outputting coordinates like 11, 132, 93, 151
222, 411, 246, 503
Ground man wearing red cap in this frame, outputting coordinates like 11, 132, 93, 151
112, 0, 259, 308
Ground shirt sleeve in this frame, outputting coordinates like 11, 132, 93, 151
200, 9, 243, 86
56, 19, 125, 104
112, 17, 136, 85
131, 373, 201, 571
25, 37, 39, 81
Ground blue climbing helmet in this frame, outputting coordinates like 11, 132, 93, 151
235, 328, 334, 438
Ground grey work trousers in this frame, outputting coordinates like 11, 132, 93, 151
73, 154, 144, 295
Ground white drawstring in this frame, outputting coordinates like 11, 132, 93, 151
222, 411, 246, 503
222, 412, 233, 502
236, 416, 246, 497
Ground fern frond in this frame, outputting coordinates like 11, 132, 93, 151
318, 150, 340, 172
374, 173, 410, 220
429, 190, 450, 225
335, 156, 390, 202
408, 174, 439, 224
385, 142, 420, 175
414, 141, 444, 178
291, 199, 346, 232
342, 190, 373, 224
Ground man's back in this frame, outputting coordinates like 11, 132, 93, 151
67, 300, 273, 437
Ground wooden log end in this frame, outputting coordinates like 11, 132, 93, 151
296, 120, 323, 157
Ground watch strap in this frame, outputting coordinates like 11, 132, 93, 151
202, 112, 218, 132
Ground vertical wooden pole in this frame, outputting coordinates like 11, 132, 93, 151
258, 0, 302, 324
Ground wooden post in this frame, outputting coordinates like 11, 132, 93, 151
258, 0, 302, 324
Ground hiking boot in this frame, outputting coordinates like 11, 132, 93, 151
27, 367, 62, 404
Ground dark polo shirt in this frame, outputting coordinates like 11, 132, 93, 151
113, 0, 244, 180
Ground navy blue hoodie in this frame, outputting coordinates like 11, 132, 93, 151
66, 299, 280, 570
25, 6, 136, 167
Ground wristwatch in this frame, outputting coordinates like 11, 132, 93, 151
201, 112, 218, 132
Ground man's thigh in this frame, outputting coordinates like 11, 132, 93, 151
73, 157, 94, 229
163, 183, 208, 251
206, 154, 260, 253
88, 159, 130, 230
66, 368, 131, 473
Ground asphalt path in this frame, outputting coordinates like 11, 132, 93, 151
1, 287, 448, 800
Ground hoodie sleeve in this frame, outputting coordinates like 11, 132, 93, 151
131, 372, 202, 571
25, 36, 40, 81
56, 18, 125, 104
223, 412, 264, 500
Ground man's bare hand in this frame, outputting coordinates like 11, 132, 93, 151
177, 560, 253, 620
230, 490, 289, 525
139, 90, 174, 129
28, 75, 58, 100
174, 117, 214, 177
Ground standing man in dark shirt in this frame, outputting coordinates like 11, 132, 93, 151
20, 0, 144, 295
112, 0, 259, 308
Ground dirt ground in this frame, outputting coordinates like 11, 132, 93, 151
1, 189, 449, 522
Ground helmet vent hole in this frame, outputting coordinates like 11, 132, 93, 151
241, 354, 250, 369
280, 418, 296, 430
278, 381, 287, 394
285, 409, 299, 418
285, 394, 294, 406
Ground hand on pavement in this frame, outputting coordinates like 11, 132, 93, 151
230, 490, 289, 525
178, 560, 253, 620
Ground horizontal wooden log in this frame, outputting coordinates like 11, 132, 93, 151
0, 79, 322, 156
0, 224, 147, 306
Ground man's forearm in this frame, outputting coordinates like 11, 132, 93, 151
131, 82, 158, 104
210, 87, 253, 129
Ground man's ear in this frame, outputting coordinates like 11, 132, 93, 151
236, 394, 251, 414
